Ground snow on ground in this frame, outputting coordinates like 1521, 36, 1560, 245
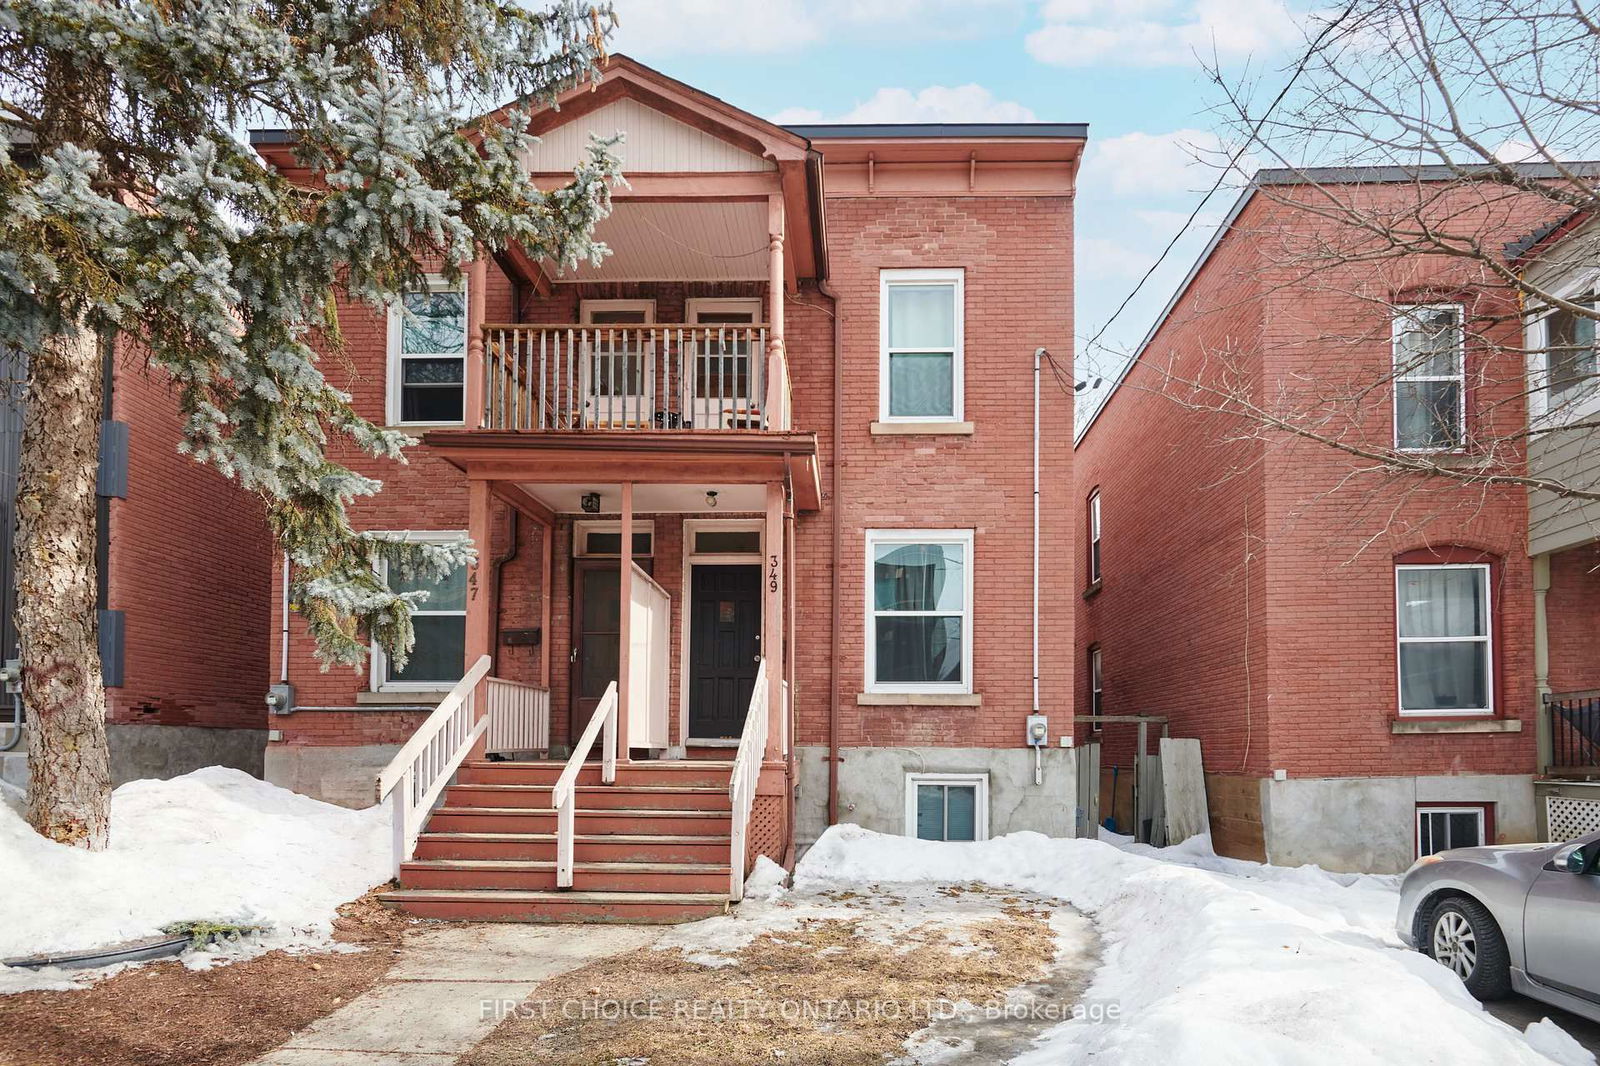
796, 825, 1596, 1066
0, 767, 390, 993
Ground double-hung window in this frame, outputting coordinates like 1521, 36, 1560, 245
1395, 563, 1492, 716
372, 533, 468, 691
1544, 299, 1598, 411
1392, 305, 1465, 451
388, 280, 467, 425
906, 773, 988, 841
1087, 491, 1102, 585
880, 269, 964, 422
866, 530, 973, 693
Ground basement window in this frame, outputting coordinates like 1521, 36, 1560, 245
1417, 805, 1487, 858
906, 773, 989, 842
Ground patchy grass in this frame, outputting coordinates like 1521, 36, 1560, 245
0, 892, 409, 1066
463, 885, 1066, 1066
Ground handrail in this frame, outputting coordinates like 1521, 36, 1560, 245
553, 680, 618, 888
375, 654, 492, 876
727, 658, 769, 902
484, 321, 771, 331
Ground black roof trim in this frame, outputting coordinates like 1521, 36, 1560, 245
248, 129, 296, 145
782, 122, 1088, 140
1254, 162, 1600, 185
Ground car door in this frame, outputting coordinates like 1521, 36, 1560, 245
1522, 831, 1600, 1005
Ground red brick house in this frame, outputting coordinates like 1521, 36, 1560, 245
1075, 166, 1600, 874
0, 343, 274, 790
251, 57, 1085, 920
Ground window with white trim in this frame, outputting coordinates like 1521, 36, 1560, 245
1544, 299, 1598, 411
880, 269, 964, 422
906, 773, 988, 841
866, 530, 973, 693
388, 279, 466, 425
1417, 805, 1486, 857
372, 533, 467, 691
1089, 645, 1103, 723
1396, 563, 1492, 715
1392, 304, 1465, 451
574, 520, 655, 559
1087, 490, 1102, 585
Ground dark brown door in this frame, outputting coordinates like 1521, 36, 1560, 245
569, 558, 653, 745
688, 564, 761, 739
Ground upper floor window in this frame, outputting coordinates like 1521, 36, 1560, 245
1544, 300, 1597, 410
1089, 645, 1103, 723
372, 533, 468, 691
866, 529, 973, 693
388, 280, 466, 425
880, 269, 964, 422
1087, 490, 1102, 585
1392, 304, 1465, 451
1395, 563, 1492, 716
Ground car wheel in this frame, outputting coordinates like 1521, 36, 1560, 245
1427, 897, 1512, 1001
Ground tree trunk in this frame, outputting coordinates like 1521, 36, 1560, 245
18, 323, 111, 848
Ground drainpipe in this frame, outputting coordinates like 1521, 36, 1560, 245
1033, 348, 1043, 719
785, 473, 798, 864
490, 509, 520, 655
818, 278, 842, 826
279, 552, 291, 683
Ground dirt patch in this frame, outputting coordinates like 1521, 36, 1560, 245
0, 891, 410, 1066
464, 890, 1063, 1066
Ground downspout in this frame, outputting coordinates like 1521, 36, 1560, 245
1033, 348, 1043, 719
279, 552, 290, 682
819, 277, 842, 826
490, 509, 520, 655
784, 471, 798, 865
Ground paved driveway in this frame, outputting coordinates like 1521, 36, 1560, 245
1487, 994, 1600, 1056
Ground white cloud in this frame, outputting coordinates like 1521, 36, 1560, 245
1027, 0, 1304, 68
615, 0, 1024, 56
771, 85, 1037, 125
1086, 128, 1235, 197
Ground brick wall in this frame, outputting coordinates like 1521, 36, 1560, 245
1547, 542, 1600, 693
106, 349, 273, 730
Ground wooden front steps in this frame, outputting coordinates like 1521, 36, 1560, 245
379, 759, 737, 924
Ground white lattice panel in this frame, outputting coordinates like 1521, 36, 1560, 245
1547, 795, 1600, 840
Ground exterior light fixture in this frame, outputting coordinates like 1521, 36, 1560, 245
705, 490, 719, 509
580, 491, 602, 514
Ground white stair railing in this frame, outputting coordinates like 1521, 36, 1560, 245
727, 658, 769, 902
375, 654, 492, 877
553, 681, 618, 889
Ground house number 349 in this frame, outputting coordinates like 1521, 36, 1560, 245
768, 554, 779, 593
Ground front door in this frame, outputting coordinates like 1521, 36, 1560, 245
688, 564, 762, 739
569, 558, 653, 746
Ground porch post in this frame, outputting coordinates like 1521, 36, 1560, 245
465, 478, 494, 756
765, 194, 786, 429
465, 252, 488, 429
1533, 552, 1552, 774
763, 480, 784, 760
539, 517, 553, 690
617, 482, 634, 759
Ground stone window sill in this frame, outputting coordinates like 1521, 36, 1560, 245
1082, 580, 1102, 600
870, 421, 975, 436
857, 692, 982, 707
1389, 717, 1522, 735
357, 689, 451, 706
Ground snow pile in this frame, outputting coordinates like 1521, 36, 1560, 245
798, 826, 1594, 1066
0, 767, 390, 992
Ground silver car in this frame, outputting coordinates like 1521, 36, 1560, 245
1397, 829, 1600, 1023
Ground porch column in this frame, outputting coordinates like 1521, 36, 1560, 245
763, 480, 784, 760
465, 252, 488, 429
617, 482, 634, 759
765, 194, 786, 429
465, 478, 494, 756
1533, 552, 1552, 774
539, 517, 553, 689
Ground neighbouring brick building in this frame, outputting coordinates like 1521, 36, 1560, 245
0, 341, 274, 790
250, 57, 1085, 920
1075, 166, 1600, 874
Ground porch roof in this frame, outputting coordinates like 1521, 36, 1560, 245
421, 429, 822, 512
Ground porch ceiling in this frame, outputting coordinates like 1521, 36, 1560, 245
548, 200, 769, 284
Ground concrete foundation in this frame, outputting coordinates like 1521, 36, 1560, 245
265, 742, 400, 809
0, 723, 265, 794
1261, 773, 1537, 874
795, 744, 1081, 847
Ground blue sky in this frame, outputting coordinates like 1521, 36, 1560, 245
611, 0, 1313, 426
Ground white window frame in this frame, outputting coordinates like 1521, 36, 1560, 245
1087, 490, 1102, 584
1089, 645, 1103, 724
1416, 805, 1487, 858
1527, 287, 1600, 428
387, 276, 468, 427
1391, 303, 1466, 453
580, 298, 656, 325
864, 528, 975, 695
879, 268, 965, 423
369, 530, 468, 692
905, 772, 989, 842
1395, 563, 1494, 717
686, 298, 763, 324
573, 520, 656, 558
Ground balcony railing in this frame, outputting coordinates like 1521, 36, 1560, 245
482, 324, 789, 432
1545, 691, 1600, 777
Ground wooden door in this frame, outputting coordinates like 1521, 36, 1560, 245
688, 564, 762, 739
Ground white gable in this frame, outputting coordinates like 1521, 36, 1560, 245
524, 98, 774, 174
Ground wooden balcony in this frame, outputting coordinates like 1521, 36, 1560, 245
481, 323, 792, 433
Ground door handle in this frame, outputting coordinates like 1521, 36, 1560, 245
570, 646, 579, 663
